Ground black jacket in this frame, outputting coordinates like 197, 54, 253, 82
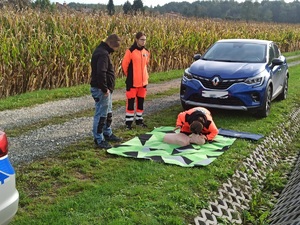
90, 42, 115, 93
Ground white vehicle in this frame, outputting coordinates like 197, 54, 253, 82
0, 130, 19, 225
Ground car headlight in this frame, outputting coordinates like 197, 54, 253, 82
183, 69, 193, 79
245, 75, 264, 86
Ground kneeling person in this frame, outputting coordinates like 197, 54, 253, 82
163, 107, 218, 146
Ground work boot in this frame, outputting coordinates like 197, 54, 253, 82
95, 140, 112, 149
125, 121, 133, 130
104, 133, 122, 142
136, 120, 147, 128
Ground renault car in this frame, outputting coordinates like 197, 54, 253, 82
180, 39, 289, 117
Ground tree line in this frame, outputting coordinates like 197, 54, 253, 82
72, 0, 300, 24
154, 0, 300, 24
2, 0, 300, 23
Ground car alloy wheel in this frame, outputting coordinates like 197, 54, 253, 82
278, 74, 288, 100
257, 85, 272, 118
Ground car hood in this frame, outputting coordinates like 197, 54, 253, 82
189, 60, 265, 79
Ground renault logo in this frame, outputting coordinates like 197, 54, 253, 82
212, 76, 220, 86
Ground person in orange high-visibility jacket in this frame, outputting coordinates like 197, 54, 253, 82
122, 31, 150, 129
174, 107, 219, 142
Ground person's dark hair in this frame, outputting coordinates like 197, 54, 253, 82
190, 121, 203, 134
135, 31, 146, 39
106, 34, 121, 48
187, 110, 207, 125
198, 116, 206, 125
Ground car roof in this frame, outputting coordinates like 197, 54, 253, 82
217, 39, 273, 45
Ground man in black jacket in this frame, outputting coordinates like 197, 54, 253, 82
90, 34, 122, 149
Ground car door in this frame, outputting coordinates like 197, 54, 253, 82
269, 43, 285, 97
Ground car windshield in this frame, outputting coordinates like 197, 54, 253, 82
202, 42, 266, 63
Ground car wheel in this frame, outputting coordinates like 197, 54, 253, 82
277, 74, 288, 100
256, 85, 272, 118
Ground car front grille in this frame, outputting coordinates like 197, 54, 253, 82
192, 75, 244, 90
189, 94, 245, 106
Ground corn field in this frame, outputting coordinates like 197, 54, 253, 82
1, 9, 300, 98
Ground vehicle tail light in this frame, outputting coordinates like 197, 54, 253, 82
0, 131, 8, 157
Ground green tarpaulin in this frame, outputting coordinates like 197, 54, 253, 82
107, 126, 236, 167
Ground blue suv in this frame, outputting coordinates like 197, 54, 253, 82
180, 39, 289, 117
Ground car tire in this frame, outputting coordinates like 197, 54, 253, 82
277, 74, 288, 101
256, 85, 272, 118
180, 99, 192, 110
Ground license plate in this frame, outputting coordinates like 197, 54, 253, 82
202, 90, 228, 98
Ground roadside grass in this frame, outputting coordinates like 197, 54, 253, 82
284, 50, 300, 58
10, 59, 300, 224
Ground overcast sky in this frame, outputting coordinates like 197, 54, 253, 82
51, 0, 293, 8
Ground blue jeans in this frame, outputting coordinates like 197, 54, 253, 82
91, 87, 112, 144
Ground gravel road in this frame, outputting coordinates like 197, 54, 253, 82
1, 78, 182, 165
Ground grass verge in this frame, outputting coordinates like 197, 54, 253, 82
8, 52, 300, 224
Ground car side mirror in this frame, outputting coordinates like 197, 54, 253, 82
270, 58, 283, 69
193, 54, 201, 61
272, 58, 283, 65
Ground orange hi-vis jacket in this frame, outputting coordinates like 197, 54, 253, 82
122, 43, 150, 90
176, 107, 219, 141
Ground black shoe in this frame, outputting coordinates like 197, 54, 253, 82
125, 121, 133, 130
104, 133, 122, 142
136, 120, 147, 128
95, 140, 112, 149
